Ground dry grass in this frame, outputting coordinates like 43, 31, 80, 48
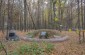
0, 30, 85, 55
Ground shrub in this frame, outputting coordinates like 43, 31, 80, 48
0, 44, 3, 51
45, 43, 54, 53
26, 33, 34, 38
8, 51, 19, 55
17, 43, 45, 55
11, 42, 54, 55
0, 42, 5, 51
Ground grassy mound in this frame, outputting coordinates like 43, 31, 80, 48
26, 29, 61, 38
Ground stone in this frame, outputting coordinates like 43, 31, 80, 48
6, 30, 19, 41
39, 32, 48, 39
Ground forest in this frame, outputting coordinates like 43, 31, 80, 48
0, 0, 85, 55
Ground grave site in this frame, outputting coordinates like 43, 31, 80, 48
0, 0, 85, 55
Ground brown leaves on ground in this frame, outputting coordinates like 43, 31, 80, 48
0, 30, 85, 55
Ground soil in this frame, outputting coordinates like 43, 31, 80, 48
0, 30, 85, 55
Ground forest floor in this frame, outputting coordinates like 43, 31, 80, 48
0, 30, 85, 55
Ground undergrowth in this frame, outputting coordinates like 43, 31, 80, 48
9, 42, 54, 55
